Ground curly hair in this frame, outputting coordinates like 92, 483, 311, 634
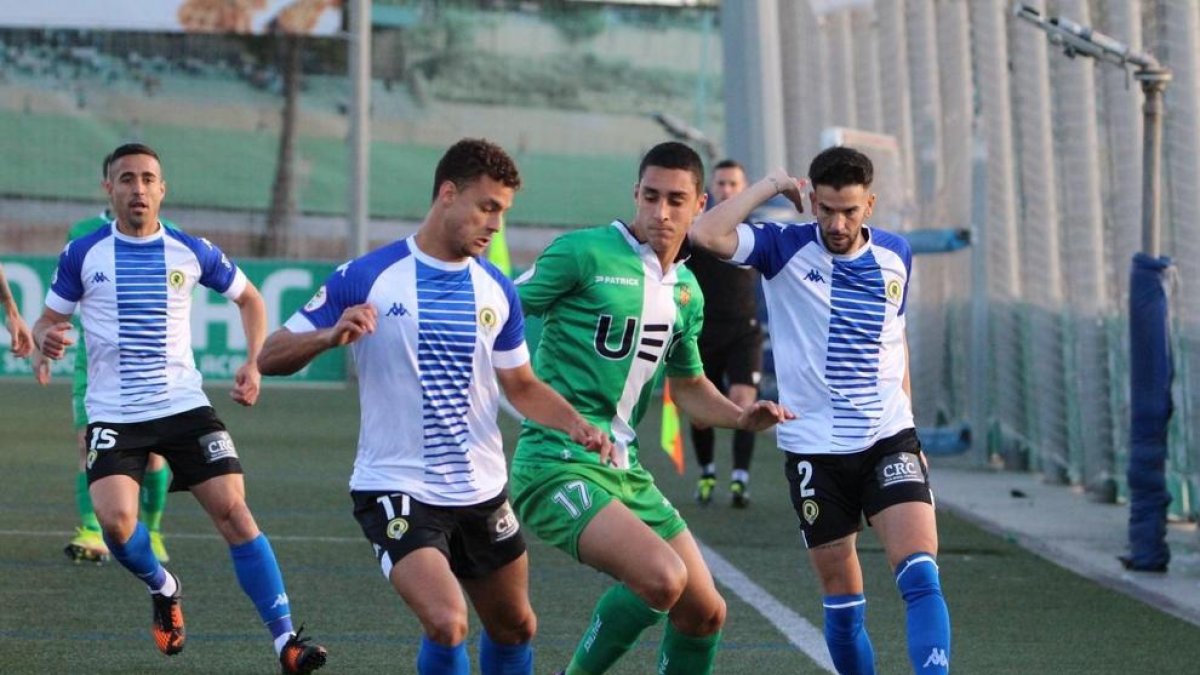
431, 138, 522, 202
808, 146, 874, 190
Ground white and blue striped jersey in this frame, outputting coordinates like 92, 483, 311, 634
46, 221, 247, 424
732, 222, 914, 455
284, 236, 529, 506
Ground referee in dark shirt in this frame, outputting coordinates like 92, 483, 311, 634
687, 159, 764, 508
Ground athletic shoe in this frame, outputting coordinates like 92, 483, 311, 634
64, 527, 110, 564
280, 626, 328, 673
150, 572, 185, 655
730, 480, 750, 509
695, 475, 717, 506
149, 530, 170, 563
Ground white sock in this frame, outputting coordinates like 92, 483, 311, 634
153, 571, 178, 597
274, 631, 296, 656
732, 469, 750, 484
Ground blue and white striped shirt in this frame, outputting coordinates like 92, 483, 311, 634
46, 221, 246, 423
285, 236, 528, 506
732, 222, 914, 455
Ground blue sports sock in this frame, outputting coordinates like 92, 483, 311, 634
418, 635, 469, 675
895, 552, 951, 674
479, 630, 533, 675
104, 522, 167, 591
230, 534, 294, 640
823, 594, 875, 675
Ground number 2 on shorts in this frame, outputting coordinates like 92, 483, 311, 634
551, 480, 592, 519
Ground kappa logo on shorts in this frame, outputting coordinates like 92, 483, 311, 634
489, 501, 520, 543
802, 499, 820, 525
876, 451, 925, 488
199, 431, 238, 463
386, 517, 409, 540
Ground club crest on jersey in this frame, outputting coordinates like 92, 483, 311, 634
478, 306, 498, 330
802, 499, 820, 524
678, 285, 692, 307
304, 286, 327, 312
168, 269, 186, 292
386, 517, 409, 540
886, 279, 903, 304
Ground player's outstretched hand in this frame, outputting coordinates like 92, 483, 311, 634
7, 311, 33, 358
231, 362, 262, 407
39, 321, 75, 360
766, 168, 808, 213
737, 399, 795, 433
32, 350, 51, 385
328, 303, 377, 347
570, 421, 614, 466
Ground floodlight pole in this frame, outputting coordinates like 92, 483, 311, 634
1139, 70, 1171, 258
347, 0, 371, 258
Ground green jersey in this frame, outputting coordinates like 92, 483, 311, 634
513, 221, 705, 470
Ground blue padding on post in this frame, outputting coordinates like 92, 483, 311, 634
1127, 253, 1173, 571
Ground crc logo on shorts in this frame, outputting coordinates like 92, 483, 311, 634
386, 517, 409, 540
478, 306, 498, 330
199, 431, 238, 463
168, 269, 186, 292
304, 286, 327, 312
886, 279, 903, 304
489, 501, 520, 543
876, 451, 925, 488
802, 499, 820, 525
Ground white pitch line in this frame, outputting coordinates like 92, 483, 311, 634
699, 541, 836, 672
0, 529, 364, 544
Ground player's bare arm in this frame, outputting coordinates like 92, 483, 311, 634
230, 282, 267, 406
670, 373, 793, 431
32, 307, 75, 360
690, 169, 807, 259
1, 265, 33, 358
496, 362, 614, 464
258, 303, 377, 376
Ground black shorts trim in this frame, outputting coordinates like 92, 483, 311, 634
351, 489, 526, 580
698, 318, 764, 389
784, 428, 932, 548
85, 407, 243, 491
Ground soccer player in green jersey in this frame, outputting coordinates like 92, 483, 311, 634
511, 141, 793, 675
42, 151, 174, 564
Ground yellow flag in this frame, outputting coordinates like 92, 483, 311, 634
661, 381, 685, 474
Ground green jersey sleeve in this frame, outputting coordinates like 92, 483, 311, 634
664, 272, 704, 378
515, 233, 586, 317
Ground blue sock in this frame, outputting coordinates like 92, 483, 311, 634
895, 552, 951, 674
823, 594, 875, 675
105, 522, 167, 591
418, 635, 469, 675
479, 630, 532, 675
230, 534, 293, 640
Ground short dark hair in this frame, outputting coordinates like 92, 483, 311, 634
431, 138, 521, 202
105, 143, 161, 179
713, 158, 744, 173
638, 141, 705, 194
808, 146, 873, 190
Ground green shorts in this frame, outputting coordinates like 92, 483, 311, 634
510, 460, 687, 560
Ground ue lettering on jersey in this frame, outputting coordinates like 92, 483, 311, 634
731, 221, 914, 455
46, 221, 246, 424
284, 237, 527, 507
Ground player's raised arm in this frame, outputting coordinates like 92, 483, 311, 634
690, 169, 806, 259
258, 303, 377, 376
495, 362, 613, 463
0, 263, 33, 358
